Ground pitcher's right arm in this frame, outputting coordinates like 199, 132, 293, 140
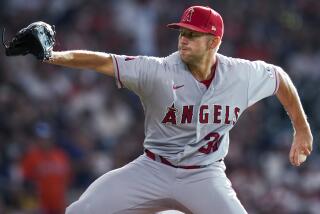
47, 50, 114, 77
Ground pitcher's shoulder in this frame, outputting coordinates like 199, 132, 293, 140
163, 52, 184, 67
217, 54, 254, 67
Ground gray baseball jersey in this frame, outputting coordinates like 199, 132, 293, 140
111, 52, 280, 166
66, 52, 280, 214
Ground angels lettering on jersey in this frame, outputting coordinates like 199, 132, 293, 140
161, 103, 241, 126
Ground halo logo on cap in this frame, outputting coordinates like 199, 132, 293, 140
167, 5, 224, 38
182, 7, 195, 22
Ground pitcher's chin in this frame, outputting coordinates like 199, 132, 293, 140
179, 50, 191, 62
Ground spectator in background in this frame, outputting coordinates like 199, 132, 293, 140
21, 122, 71, 214
113, 0, 159, 55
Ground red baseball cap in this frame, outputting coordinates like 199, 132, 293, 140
167, 6, 224, 38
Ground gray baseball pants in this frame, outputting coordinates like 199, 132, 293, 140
66, 154, 247, 214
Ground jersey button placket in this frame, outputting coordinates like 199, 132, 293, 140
199, 83, 206, 92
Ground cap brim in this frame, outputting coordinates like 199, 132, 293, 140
167, 23, 209, 34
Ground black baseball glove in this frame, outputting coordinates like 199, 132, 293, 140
2, 21, 56, 60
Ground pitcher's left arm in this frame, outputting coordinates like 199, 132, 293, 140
276, 69, 313, 166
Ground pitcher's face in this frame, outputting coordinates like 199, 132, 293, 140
178, 28, 214, 64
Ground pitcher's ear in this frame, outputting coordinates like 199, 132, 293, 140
208, 36, 221, 49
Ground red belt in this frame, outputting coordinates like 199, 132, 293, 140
145, 149, 221, 169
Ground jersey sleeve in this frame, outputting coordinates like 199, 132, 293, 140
111, 54, 162, 97
247, 60, 280, 107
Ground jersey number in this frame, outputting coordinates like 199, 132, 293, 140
198, 132, 221, 154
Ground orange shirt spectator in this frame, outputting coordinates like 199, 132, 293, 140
21, 132, 71, 214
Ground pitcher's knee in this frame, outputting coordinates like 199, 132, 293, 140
66, 200, 92, 214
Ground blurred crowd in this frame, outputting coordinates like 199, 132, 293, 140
0, 0, 319, 213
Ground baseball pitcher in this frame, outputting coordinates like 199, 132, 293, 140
4, 5, 313, 214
